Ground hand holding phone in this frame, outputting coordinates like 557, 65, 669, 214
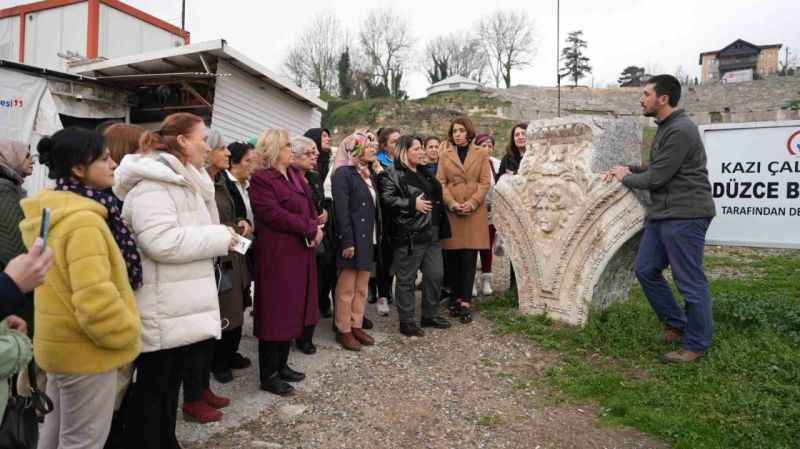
39, 208, 51, 245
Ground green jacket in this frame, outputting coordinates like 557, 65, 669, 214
0, 319, 33, 422
622, 110, 716, 221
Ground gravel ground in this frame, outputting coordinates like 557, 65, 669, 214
179, 299, 669, 449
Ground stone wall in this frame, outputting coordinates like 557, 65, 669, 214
488, 75, 800, 127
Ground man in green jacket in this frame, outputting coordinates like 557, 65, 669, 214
606, 74, 716, 363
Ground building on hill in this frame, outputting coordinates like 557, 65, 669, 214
426, 75, 483, 96
699, 39, 782, 83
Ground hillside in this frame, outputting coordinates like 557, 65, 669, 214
323, 75, 800, 156
323, 91, 519, 157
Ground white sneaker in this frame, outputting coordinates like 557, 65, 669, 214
377, 297, 390, 316
472, 284, 479, 297
481, 273, 493, 296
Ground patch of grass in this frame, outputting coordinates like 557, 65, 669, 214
478, 248, 800, 449
326, 98, 391, 128
476, 415, 504, 427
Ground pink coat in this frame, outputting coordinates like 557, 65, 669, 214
250, 167, 319, 341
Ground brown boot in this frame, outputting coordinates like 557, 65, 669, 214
661, 349, 703, 364
351, 328, 375, 346
663, 326, 684, 344
336, 332, 362, 351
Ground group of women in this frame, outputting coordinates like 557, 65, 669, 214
0, 110, 529, 449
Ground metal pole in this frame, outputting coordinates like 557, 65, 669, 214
181, 0, 186, 30
556, 0, 561, 117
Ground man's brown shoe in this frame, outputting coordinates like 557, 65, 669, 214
351, 328, 375, 346
661, 349, 703, 364
336, 332, 362, 351
663, 326, 684, 344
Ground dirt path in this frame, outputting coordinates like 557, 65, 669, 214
180, 303, 668, 449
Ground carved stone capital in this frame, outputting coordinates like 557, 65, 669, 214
494, 117, 646, 326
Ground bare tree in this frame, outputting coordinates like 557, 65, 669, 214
358, 7, 415, 98
423, 32, 488, 84
674, 65, 690, 85
779, 47, 798, 75
477, 10, 537, 88
282, 12, 344, 95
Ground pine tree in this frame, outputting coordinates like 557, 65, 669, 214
618, 66, 646, 87
337, 47, 353, 99
559, 30, 592, 87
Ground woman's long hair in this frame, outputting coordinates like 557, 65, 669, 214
139, 113, 204, 164
505, 123, 528, 160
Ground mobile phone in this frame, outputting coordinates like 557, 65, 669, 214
39, 208, 51, 245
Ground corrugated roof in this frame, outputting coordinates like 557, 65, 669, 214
67, 39, 326, 110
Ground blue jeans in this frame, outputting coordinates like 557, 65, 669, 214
635, 218, 714, 353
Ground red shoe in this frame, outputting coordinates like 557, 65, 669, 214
182, 400, 222, 423
203, 388, 230, 409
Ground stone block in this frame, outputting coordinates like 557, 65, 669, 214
493, 116, 646, 326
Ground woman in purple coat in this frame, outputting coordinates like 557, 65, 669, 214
250, 129, 323, 396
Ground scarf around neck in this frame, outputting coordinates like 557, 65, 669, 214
56, 178, 143, 290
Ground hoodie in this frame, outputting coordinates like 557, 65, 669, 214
304, 128, 332, 182
113, 152, 230, 352
19, 190, 141, 373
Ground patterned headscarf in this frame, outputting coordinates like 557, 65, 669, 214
332, 130, 377, 177
0, 139, 29, 184
56, 177, 143, 290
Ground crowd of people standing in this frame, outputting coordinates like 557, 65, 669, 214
0, 110, 523, 449
0, 74, 717, 449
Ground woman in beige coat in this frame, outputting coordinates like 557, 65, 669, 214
436, 116, 491, 323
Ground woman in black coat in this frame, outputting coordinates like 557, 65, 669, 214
378, 135, 452, 337
331, 132, 382, 351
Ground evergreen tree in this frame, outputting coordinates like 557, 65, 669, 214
559, 30, 592, 87
618, 65, 646, 87
338, 47, 353, 99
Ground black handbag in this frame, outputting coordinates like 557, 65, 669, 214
0, 360, 54, 449
214, 258, 233, 293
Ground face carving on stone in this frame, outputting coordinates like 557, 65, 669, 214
532, 184, 569, 235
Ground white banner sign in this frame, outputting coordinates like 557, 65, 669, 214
701, 121, 800, 249
0, 68, 49, 142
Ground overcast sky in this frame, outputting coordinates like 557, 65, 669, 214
4, 0, 799, 98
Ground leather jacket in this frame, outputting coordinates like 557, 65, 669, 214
377, 163, 451, 247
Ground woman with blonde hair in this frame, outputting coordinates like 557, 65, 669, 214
250, 129, 321, 396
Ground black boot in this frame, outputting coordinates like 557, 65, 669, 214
260, 373, 295, 396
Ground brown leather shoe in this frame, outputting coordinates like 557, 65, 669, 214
351, 327, 375, 346
661, 349, 703, 364
336, 332, 362, 351
663, 326, 684, 344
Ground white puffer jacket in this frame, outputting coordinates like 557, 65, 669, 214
113, 152, 230, 352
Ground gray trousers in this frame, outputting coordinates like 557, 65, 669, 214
392, 232, 444, 324
38, 370, 116, 449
